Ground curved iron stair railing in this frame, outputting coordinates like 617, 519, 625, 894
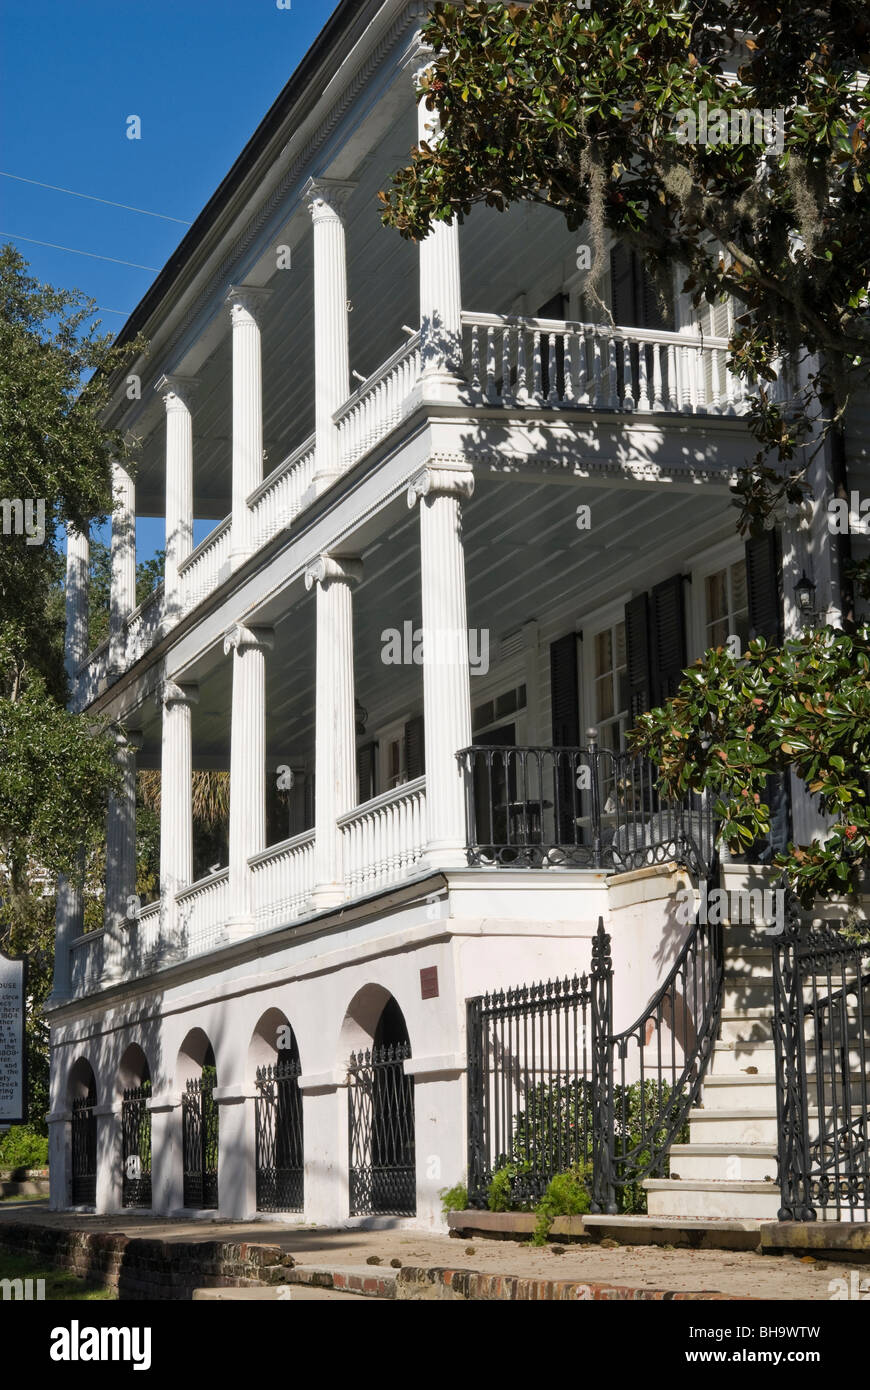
591, 855, 724, 1213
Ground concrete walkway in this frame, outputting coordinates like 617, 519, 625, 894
1, 1203, 863, 1300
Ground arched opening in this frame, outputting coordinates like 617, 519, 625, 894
249, 1010, 304, 1214
344, 990, 415, 1218
119, 1044, 152, 1209
177, 1029, 218, 1210
67, 1059, 97, 1207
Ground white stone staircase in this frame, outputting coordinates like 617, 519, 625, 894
643, 916, 868, 1221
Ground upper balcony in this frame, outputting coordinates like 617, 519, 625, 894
73, 302, 774, 711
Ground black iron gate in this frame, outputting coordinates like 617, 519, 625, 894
255, 1058, 304, 1212
348, 1042, 415, 1216
772, 904, 870, 1221
121, 1082, 152, 1208
70, 1094, 97, 1206
182, 1072, 219, 1209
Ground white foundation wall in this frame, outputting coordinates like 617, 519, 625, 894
47, 868, 677, 1228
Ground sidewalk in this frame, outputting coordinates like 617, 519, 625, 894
0, 1203, 861, 1300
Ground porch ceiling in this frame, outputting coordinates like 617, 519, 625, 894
126, 149, 586, 519
134, 475, 736, 767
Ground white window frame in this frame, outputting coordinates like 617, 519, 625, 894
687, 540, 749, 661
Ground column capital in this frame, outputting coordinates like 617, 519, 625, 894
304, 553, 363, 591
222, 622, 274, 657
407, 461, 475, 508
226, 284, 273, 324
154, 678, 199, 711
156, 374, 199, 412
303, 177, 357, 223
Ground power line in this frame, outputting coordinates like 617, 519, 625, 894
0, 231, 159, 271
0, 171, 192, 225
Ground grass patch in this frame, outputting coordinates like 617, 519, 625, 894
0, 1251, 117, 1300
0, 1194, 48, 1204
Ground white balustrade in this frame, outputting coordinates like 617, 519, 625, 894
249, 436, 316, 550
129, 901, 161, 974
69, 930, 104, 997
124, 587, 164, 663
175, 869, 230, 958
338, 777, 427, 898
249, 830, 316, 929
461, 312, 759, 415
334, 333, 421, 473
177, 521, 231, 616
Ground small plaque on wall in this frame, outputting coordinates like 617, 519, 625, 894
420, 966, 439, 1000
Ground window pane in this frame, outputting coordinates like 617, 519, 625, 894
595, 629, 613, 678
730, 562, 748, 617
614, 621, 626, 671
705, 570, 728, 625
595, 673, 614, 720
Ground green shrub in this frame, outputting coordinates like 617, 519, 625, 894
532, 1162, 593, 1245
0, 1125, 49, 1171
439, 1181, 468, 1216
486, 1161, 535, 1212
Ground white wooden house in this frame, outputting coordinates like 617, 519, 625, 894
46, 0, 867, 1228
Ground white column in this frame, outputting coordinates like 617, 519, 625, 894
416, 68, 463, 396
106, 461, 135, 675
304, 179, 355, 494
214, 1085, 256, 1219
53, 522, 89, 1003
304, 554, 362, 907
223, 622, 273, 934
103, 729, 141, 983
226, 286, 271, 570
408, 463, 475, 864
156, 374, 197, 622
64, 522, 90, 685
155, 679, 198, 961
48, 871, 82, 1005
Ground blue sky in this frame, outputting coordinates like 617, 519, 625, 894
0, 0, 341, 563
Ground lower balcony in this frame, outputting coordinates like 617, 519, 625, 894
64, 747, 719, 1001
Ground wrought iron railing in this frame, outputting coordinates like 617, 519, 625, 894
466, 974, 594, 1206
591, 857, 724, 1212
772, 902, 869, 1222
457, 735, 715, 876
70, 1095, 97, 1206
348, 1042, 415, 1217
121, 1082, 152, 1208
466, 863, 724, 1212
255, 1058, 304, 1213
182, 1072, 219, 1209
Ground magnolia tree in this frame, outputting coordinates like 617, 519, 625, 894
0, 245, 143, 1122
381, 0, 869, 542
380, 1, 870, 907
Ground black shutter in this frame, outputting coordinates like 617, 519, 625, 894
650, 573, 687, 706
610, 245, 636, 326
404, 715, 425, 780
625, 593, 652, 720
745, 532, 783, 643
358, 740, 377, 805
550, 633, 580, 746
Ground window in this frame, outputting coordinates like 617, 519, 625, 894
704, 562, 749, 653
593, 621, 628, 753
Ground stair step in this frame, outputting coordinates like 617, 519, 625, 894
666, 1142, 777, 1183
711, 1039, 867, 1076
702, 1071, 866, 1109
719, 1009, 773, 1042
644, 1178, 781, 1220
